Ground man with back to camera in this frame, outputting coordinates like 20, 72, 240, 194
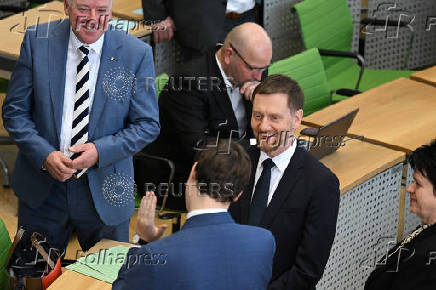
113, 140, 275, 290
137, 22, 272, 211
2, 0, 159, 252
230, 74, 340, 289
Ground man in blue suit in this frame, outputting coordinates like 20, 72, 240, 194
2, 0, 159, 251
113, 141, 275, 290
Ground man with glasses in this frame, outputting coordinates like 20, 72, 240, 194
138, 23, 272, 210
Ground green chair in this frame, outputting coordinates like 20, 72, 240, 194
0, 219, 11, 289
293, 0, 414, 93
268, 48, 350, 116
155, 73, 169, 98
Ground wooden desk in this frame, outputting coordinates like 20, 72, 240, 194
0, 1, 151, 75
112, 0, 143, 21
411, 66, 436, 87
303, 78, 436, 153
320, 139, 404, 194
48, 240, 133, 290
297, 127, 405, 194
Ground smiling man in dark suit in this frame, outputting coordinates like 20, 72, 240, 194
230, 74, 340, 290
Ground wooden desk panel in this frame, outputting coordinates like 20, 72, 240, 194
411, 66, 436, 87
297, 126, 405, 194
303, 78, 436, 153
48, 240, 132, 290
0, 1, 65, 60
112, 0, 142, 21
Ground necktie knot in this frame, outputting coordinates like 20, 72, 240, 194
79, 45, 89, 56
262, 158, 275, 171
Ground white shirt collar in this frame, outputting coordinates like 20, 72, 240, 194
258, 140, 297, 173
187, 208, 227, 220
69, 28, 105, 55
215, 53, 236, 90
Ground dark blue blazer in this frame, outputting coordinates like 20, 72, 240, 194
113, 212, 275, 290
2, 20, 160, 225
230, 147, 340, 289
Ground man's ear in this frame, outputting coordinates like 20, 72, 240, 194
232, 191, 243, 203
293, 109, 303, 131
223, 46, 233, 65
64, 0, 70, 16
187, 162, 198, 184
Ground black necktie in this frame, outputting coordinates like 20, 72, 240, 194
248, 158, 275, 226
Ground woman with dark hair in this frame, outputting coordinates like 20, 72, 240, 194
365, 139, 436, 290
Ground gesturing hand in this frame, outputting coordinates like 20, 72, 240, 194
44, 151, 75, 182
136, 191, 168, 242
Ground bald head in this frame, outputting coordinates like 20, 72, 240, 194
217, 23, 272, 87
224, 23, 271, 51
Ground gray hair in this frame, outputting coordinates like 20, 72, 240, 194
67, 0, 113, 5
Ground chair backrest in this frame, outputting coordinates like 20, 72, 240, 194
0, 218, 11, 289
268, 48, 331, 116
294, 0, 354, 70
155, 73, 169, 98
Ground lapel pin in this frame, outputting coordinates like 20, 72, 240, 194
110, 57, 116, 61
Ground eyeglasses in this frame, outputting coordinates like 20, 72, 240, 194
229, 42, 269, 73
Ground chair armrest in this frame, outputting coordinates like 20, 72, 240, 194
361, 18, 412, 28
334, 88, 361, 97
300, 127, 320, 137
318, 49, 364, 67
319, 49, 365, 90
133, 152, 182, 232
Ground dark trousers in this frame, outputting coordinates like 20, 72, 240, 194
179, 7, 258, 64
220, 8, 257, 42
18, 176, 129, 252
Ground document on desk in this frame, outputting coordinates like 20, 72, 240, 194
66, 245, 130, 283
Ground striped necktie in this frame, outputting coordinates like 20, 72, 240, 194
71, 45, 90, 178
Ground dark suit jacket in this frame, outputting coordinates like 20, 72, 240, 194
142, 0, 227, 52
230, 146, 340, 289
139, 47, 252, 210
365, 224, 436, 290
113, 212, 276, 290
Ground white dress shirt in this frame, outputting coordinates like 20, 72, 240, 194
59, 29, 104, 156
187, 208, 228, 220
252, 141, 297, 206
227, 0, 255, 14
215, 54, 247, 137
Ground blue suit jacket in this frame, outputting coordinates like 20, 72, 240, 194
2, 20, 160, 225
113, 212, 276, 290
